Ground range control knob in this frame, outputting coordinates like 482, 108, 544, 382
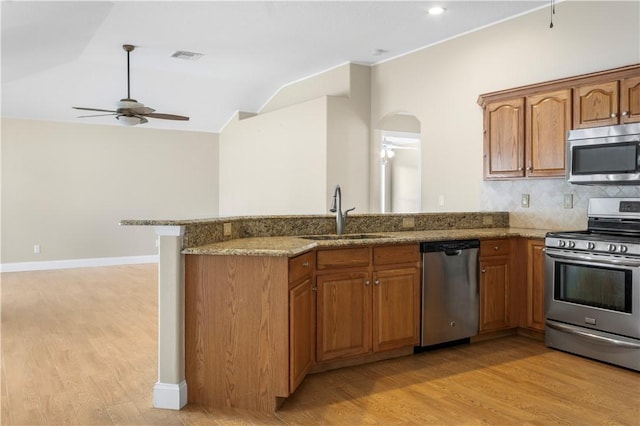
619, 245, 628, 253
608, 244, 617, 252
568, 241, 576, 248
587, 242, 596, 250
558, 240, 566, 248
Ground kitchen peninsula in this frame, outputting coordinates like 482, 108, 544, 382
121, 212, 549, 412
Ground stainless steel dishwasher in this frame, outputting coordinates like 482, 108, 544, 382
419, 239, 480, 347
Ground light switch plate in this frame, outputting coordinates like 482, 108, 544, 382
223, 222, 232, 236
521, 194, 530, 208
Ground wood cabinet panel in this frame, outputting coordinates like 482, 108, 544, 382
621, 76, 640, 124
289, 251, 314, 286
185, 255, 289, 411
526, 89, 571, 177
484, 98, 525, 178
373, 244, 420, 266
316, 247, 370, 270
526, 239, 546, 331
479, 256, 510, 333
289, 277, 315, 392
372, 268, 420, 352
480, 239, 511, 257
316, 271, 371, 362
573, 81, 619, 129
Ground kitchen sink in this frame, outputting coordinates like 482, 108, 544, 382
302, 234, 387, 241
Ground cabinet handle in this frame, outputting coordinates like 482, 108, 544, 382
312, 286, 317, 292
302, 261, 309, 267
518, 167, 524, 171
622, 111, 629, 117
374, 279, 380, 286
365, 280, 370, 286
526, 167, 532, 171
482, 269, 486, 273
611, 113, 617, 118
494, 246, 500, 251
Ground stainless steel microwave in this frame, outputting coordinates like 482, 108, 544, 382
566, 123, 640, 185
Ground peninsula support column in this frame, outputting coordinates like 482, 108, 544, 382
153, 225, 187, 410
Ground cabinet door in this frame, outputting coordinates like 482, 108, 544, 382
289, 277, 315, 392
484, 98, 525, 178
573, 81, 619, 129
526, 89, 571, 177
526, 240, 546, 331
621, 76, 640, 124
372, 268, 420, 352
316, 271, 371, 362
479, 256, 510, 333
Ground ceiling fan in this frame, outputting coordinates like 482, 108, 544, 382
73, 44, 189, 126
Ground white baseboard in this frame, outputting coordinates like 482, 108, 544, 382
153, 381, 188, 410
0, 254, 158, 273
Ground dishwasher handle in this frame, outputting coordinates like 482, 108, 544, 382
421, 239, 480, 253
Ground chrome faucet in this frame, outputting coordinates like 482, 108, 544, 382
329, 185, 355, 235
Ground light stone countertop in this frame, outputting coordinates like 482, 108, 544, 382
182, 227, 549, 257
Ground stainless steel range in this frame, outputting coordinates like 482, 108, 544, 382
545, 198, 640, 371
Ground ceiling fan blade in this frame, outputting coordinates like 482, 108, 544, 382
129, 106, 155, 115
76, 113, 118, 118
145, 112, 190, 121
73, 106, 118, 113
138, 116, 148, 124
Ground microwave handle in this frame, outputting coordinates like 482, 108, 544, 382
546, 321, 640, 349
546, 248, 640, 268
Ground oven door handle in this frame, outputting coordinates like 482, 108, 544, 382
546, 249, 640, 267
546, 321, 640, 349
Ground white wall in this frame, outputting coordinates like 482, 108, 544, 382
219, 63, 371, 216
1, 118, 219, 265
219, 100, 328, 216
370, 1, 640, 214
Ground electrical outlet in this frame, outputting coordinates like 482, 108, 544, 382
438, 195, 445, 206
521, 194, 530, 208
483, 216, 494, 226
564, 194, 573, 209
402, 217, 415, 228
223, 222, 232, 237
33, 244, 41, 254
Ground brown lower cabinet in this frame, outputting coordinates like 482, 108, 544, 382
479, 239, 512, 333
184, 238, 545, 412
315, 245, 421, 363
526, 239, 546, 331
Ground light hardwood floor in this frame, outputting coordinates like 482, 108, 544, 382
2, 264, 639, 425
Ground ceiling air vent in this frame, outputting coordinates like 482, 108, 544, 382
171, 51, 203, 61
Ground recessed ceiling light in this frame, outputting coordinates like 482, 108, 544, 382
371, 48, 388, 56
171, 51, 203, 61
428, 6, 445, 15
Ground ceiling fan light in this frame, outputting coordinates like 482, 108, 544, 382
117, 99, 144, 110
117, 115, 144, 126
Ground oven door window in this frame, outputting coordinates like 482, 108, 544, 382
554, 262, 632, 313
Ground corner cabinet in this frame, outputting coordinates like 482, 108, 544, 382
288, 251, 316, 392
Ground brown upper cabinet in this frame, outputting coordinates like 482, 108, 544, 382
479, 64, 640, 180
574, 76, 640, 128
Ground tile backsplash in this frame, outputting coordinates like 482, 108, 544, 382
481, 179, 640, 230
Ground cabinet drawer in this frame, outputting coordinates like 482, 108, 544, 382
289, 251, 315, 284
480, 239, 511, 257
373, 244, 420, 266
316, 247, 370, 270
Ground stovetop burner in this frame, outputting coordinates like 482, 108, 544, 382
545, 198, 640, 256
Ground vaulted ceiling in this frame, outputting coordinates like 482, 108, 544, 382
2, 1, 546, 133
